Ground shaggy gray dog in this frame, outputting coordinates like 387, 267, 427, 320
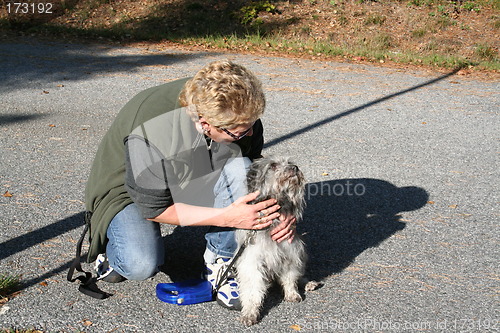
235, 157, 318, 326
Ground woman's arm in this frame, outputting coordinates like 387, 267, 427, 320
149, 191, 280, 230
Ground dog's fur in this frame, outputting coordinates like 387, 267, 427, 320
235, 157, 317, 326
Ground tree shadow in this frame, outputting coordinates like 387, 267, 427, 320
0, 212, 84, 291
0, 41, 215, 93
0, 212, 84, 262
128, 0, 298, 40
300, 178, 429, 281
264, 67, 463, 149
0, 113, 47, 126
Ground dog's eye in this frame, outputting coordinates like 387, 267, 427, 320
270, 163, 278, 170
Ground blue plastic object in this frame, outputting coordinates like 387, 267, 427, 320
156, 279, 214, 305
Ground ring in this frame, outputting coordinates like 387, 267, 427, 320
258, 211, 265, 218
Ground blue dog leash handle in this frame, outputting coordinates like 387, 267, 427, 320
156, 279, 214, 305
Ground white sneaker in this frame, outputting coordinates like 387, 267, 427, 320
94, 254, 125, 283
204, 257, 241, 310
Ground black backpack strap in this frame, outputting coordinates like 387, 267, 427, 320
67, 212, 112, 299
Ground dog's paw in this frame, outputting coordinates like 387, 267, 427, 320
240, 314, 259, 326
284, 291, 302, 303
304, 280, 321, 292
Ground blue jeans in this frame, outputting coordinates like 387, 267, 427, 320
106, 156, 251, 280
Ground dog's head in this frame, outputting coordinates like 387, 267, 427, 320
247, 156, 306, 218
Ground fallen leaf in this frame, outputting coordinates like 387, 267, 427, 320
422, 122, 427, 124
82, 320, 93, 327
56, 84, 65, 87
321, 172, 329, 176
427, 201, 435, 204
43, 90, 49, 94
448, 204, 458, 209
39, 281, 48, 287
49, 124, 56, 127
290, 324, 302, 331
0, 305, 10, 315
3, 191, 13, 197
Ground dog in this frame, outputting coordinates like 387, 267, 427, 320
235, 156, 318, 326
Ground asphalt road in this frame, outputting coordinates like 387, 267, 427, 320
0, 37, 498, 332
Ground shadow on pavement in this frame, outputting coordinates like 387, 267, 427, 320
0, 113, 47, 126
264, 67, 462, 149
0, 212, 84, 262
301, 178, 429, 281
0, 41, 216, 93
0, 212, 84, 291
160, 226, 208, 282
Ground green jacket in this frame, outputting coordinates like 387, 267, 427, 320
85, 78, 263, 262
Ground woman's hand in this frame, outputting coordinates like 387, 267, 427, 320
270, 214, 297, 243
222, 191, 281, 230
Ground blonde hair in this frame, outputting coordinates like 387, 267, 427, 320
179, 60, 265, 129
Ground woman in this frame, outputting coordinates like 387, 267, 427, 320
85, 60, 296, 309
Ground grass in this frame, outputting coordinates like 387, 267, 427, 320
3, 19, 486, 70
0, 0, 497, 71
364, 14, 387, 25
0, 328, 43, 333
0, 273, 21, 299
411, 28, 427, 38
475, 43, 499, 60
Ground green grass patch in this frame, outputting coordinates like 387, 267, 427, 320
475, 44, 498, 61
0, 273, 21, 298
238, 1, 277, 26
462, 1, 481, 12
364, 14, 386, 25
411, 28, 427, 38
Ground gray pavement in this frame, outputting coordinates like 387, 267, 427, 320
0, 37, 498, 332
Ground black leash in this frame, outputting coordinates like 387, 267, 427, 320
213, 231, 254, 296
67, 212, 111, 299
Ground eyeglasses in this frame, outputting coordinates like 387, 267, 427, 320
219, 124, 253, 141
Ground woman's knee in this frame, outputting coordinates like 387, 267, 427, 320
219, 156, 252, 189
115, 256, 162, 281
225, 156, 251, 183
